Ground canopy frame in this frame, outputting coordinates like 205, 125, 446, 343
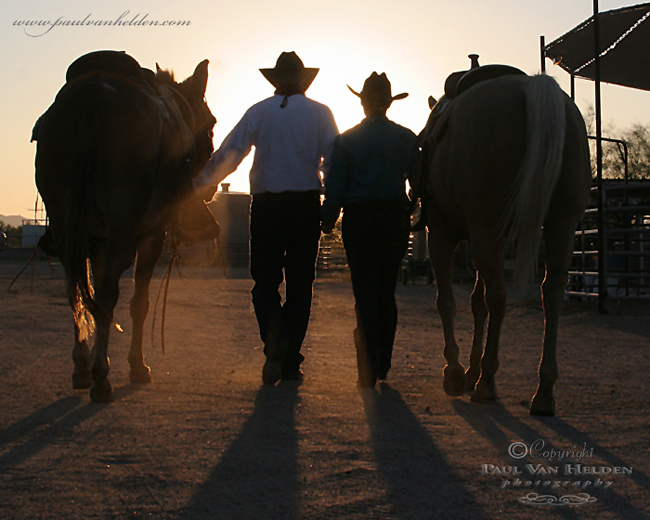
540, 1, 650, 312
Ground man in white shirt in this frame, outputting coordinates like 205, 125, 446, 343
194, 51, 339, 385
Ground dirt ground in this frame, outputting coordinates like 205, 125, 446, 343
1, 259, 649, 520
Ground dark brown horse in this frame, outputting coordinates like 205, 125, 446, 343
422, 66, 592, 415
32, 51, 217, 402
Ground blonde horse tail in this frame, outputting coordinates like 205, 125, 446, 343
504, 74, 566, 291
65, 128, 97, 342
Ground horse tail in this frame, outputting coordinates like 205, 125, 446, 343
503, 74, 566, 291
64, 123, 97, 342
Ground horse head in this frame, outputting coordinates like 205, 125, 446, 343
156, 61, 217, 178
154, 61, 220, 247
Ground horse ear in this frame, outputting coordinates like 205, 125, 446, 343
428, 96, 437, 110
192, 59, 209, 96
156, 63, 163, 73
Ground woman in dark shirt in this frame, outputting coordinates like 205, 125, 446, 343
322, 72, 419, 388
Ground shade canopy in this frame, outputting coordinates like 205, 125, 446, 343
544, 2, 650, 91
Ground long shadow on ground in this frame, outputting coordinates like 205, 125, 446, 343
177, 383, 301, 520
0, 385, 138, 473
362, 384, 489, 520
539, 415, 650, 518
453, 400, 650, 518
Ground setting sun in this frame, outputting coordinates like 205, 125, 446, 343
2, 0, 649, 215
204, 45, 432, 193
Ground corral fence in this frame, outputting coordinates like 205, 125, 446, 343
317, 223, 347, 271
568, 177, 650, 302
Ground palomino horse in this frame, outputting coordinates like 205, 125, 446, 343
422, 65, 592, 415
33, 51, 217, 402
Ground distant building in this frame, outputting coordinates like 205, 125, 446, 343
21, 219, 47, 247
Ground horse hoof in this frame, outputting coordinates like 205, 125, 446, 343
72, 370, 92, 389
89, 379, 113, 403
129, 364, 152, 384
530, 395, 555, 416
471, 379, 497, 403
443, 365, 466, 397
465, 368, 480, 392
530, 407, 555, 417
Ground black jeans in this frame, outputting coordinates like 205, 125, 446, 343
342, 200, 410, 381
250, 191, 322, 372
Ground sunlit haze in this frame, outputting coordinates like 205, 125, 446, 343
2, 0, 648, 216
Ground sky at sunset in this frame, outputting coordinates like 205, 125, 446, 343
2, 0, 649, 217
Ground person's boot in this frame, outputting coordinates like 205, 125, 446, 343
262, 337, 288, 385
262, 358, 283, 385
281, 367, 304, 381
354, 329, 376, 388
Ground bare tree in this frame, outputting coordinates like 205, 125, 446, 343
584, 105, 650, 180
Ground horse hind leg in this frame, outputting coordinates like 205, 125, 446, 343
59, 243, 92, 389
88, 236, 136, 402
128, 231, 165, 383
530, 221, 576, 416
466, 272, 487, 391
470, 245, 506, 403
69, 260, 93, 389
429, 231, 466, 396
71, 322, 92, 389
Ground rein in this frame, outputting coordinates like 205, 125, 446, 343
150, 239, 181, 354
150, 232, 225, 354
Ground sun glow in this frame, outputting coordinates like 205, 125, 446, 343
203, 45, 435, 194
3, 0, 647, 215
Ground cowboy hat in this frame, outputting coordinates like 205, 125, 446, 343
348, 72, 408, 107
260, 51, 319, 92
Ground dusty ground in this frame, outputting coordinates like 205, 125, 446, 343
0, 259, 649, 519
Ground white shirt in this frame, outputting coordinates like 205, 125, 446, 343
194, 94, 339, 194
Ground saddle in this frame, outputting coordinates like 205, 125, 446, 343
65, 50, 156, 88
411, 61, 527, 231
429, 64, 526, 135
32, 51, 158, 142
455, 64, 526, 97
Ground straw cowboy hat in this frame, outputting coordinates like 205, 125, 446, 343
260, 51, 319, 92
348, 72, 408, 108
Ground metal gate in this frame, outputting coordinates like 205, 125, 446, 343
567, 180, 650, 301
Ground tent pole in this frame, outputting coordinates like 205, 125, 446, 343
594, 0, 607, 313
571, 73, 576, 100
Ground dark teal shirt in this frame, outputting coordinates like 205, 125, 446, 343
321, 116, 418, 224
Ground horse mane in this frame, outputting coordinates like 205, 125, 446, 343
155, 66, 177, 85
